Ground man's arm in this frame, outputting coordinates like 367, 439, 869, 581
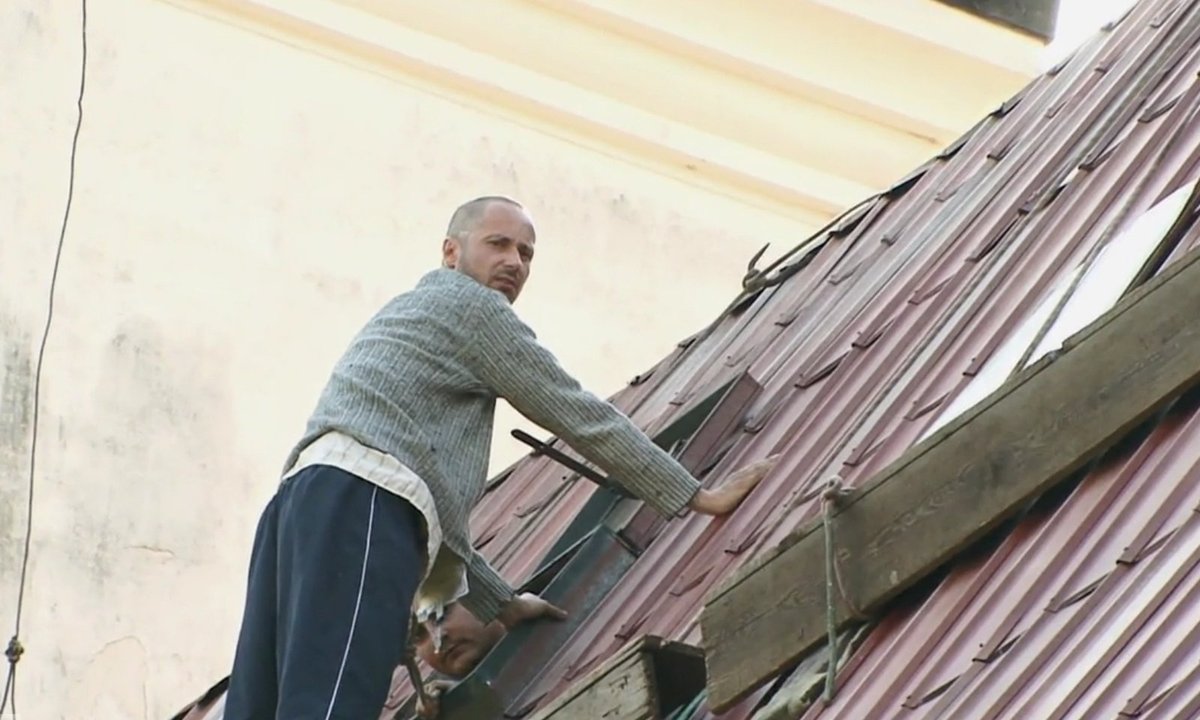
458, 550, 516, 625
461, 288, 763, 517
460, 550, 565, 629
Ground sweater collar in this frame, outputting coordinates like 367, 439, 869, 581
419, 267, 469, 288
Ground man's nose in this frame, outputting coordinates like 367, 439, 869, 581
499, 249, 524, 272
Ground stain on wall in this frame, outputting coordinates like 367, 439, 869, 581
0, 307, 33, 579
66, 315, 240, 578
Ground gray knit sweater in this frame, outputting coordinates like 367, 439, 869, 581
285, 268, 701, 622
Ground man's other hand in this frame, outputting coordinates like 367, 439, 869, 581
415, 679, 456, 720
688, 454, 780, 516
496, 592, 568, 630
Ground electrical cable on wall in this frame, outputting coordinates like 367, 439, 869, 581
2, 0, 88, 715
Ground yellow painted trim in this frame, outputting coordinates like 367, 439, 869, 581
340, 0, 954, 187
525, 0, 1036, 138
155, 0, 1041, 225
158, 0, 865, 223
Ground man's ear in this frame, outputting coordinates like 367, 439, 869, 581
442, 237, 459, 269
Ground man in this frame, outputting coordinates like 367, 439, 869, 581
223, 196, 774, 719
372, 601, 505, 719
406, 601, 515, 719
413, 600, 504, 680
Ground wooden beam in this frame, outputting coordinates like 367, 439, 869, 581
528, 636, 706, 720
701, 245, 1200, 711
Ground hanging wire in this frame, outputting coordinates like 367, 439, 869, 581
2, 1, 87, 715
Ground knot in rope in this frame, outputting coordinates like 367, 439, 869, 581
4, 637, 22, 667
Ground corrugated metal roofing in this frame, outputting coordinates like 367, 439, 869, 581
418, 0, 1200, 716
176, 0, 1200, 715
796, 397, 1200, 719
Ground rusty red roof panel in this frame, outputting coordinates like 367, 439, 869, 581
793, 400, 1200, 720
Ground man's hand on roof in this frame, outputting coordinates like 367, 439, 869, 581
496, 592, 568, 630
688, 454, 781, 516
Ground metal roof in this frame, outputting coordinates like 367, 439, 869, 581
403, 0, 1200, 716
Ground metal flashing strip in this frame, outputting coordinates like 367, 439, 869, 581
403, 526, 638, 720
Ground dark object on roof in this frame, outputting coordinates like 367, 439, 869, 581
937, 0, 1062, 39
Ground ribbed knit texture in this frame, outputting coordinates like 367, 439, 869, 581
285, 268, 701, 622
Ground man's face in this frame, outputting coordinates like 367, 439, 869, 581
415, 604, 506, 678
442, 202, 536, 303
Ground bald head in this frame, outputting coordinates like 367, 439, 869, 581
441, 197, 536, 303
446, 196, 528, 241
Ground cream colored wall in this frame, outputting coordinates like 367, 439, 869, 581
1, 1, 808, 717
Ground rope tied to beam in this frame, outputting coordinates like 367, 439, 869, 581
820, 477, 866, 704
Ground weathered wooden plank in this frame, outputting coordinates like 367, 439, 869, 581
532, 651, 654, 720
701, 245, 1200, 711
527, 637, 654, 720
528, 636, 706, 720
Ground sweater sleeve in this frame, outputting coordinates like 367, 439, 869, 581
459, 550, 515, 624
460, 288, 701, 516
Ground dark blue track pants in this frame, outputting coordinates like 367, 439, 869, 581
224, 464, 423, 720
